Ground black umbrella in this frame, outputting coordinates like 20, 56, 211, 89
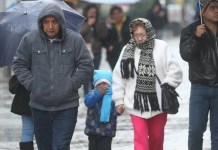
0, 0, 85, 67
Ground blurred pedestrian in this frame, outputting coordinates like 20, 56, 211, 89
80, 4, 108, 95
180, 0, 218, 150
146, 1, 168, 39
104, 5, 131, 70
112, 18, 182, 150
9, 75, 34, 150
84, 70, 118, 150
81, 4, 108, 69
13, 3, 94, 150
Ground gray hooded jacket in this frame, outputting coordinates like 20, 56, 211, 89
13, 4, 94, 111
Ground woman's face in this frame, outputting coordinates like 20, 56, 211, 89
87, 7, 97, 18
133, 26, 147, 43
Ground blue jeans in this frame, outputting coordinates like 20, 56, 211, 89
188, 84, 218, 150
31, 107, 78, 150
21, 115, 34, 142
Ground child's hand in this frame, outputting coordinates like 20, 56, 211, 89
116, 104, 125, 114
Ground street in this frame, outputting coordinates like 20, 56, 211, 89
0, 36, 211, 150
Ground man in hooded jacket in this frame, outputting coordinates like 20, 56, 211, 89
13, 3, 94, 150
180, 0, 218, 149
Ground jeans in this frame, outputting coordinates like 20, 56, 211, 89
188, 84, 218, 150
21, 115, 34, 142
31, 107, 78, 150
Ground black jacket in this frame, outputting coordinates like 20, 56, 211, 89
9, 75, 31, 116
180, 19, 218, 86
105, 16, 131, 65
146, 8, 168, 30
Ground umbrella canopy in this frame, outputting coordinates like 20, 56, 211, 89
0, 0, 85, 67
81, 0, 140, 4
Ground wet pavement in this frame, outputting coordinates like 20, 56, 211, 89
0, 36, 211, 150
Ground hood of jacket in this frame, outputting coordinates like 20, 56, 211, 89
37, 3, 66, 40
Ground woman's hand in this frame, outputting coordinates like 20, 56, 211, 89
116, 104, 125, 114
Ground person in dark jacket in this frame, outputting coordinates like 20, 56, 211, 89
9, 75, 34, 150
179, 0, 218, 150
84, 70, 118, 150
80, 4, 109, 95
81, 4, 108, 70
13, 3, 94, 150
104, 5, 131, 70
146, 1, 168, 39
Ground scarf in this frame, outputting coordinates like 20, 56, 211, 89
120, 18, 160, 112
100, 87, 112, 122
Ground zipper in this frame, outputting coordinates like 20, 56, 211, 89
50, 40, 54, 90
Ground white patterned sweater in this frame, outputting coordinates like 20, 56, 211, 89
112, 39, 183, 119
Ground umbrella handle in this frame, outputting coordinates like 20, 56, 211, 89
198, 0, 203, 25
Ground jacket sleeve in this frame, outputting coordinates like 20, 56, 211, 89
162, 42, 183, 88
13, 34, 33, 91
71, 34, 94, 90
179, 25, 202, 62
84, 90, 103, 108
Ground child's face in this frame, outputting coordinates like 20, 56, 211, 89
97, 82, 110, 94
97, 82, 110, 89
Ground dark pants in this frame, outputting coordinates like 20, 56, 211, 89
83, 78, 94, 96
107, 59, 117, 71
88, 134, 112, 150
83, 52, 100, 95
31, 107, 78, 150
93, 51, 101, 70
188, 84, 218, 150
83, 81, 92, 96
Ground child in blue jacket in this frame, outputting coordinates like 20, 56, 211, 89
84, 70, 118, 150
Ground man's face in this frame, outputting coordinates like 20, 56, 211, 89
42, 16, 60, 39
203, 1, 218, 22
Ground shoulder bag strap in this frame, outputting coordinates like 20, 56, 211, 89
155, 74, 161, 85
